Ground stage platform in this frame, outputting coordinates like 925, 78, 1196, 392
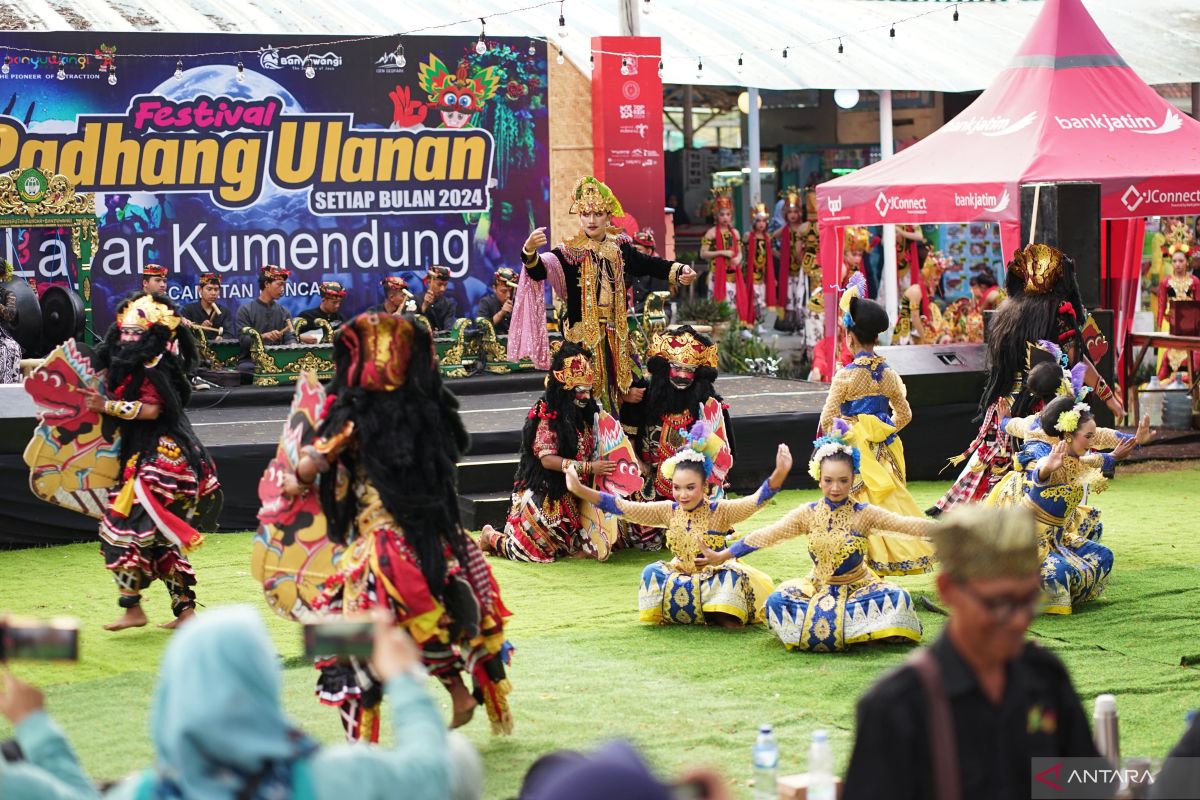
0, 372, 990, 545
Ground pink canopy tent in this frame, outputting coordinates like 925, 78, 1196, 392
815, 0, 1200, 384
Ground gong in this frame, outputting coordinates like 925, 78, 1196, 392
40, 284, 85, 352
0, 277, 42, 356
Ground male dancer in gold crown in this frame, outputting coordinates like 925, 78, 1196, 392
513, 176, 696, 414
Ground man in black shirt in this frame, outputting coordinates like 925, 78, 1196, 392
297, 281, 347, 338
417, 265, 458, 332
366, 275, 416, 316
843, 505, 1100, 800
474, 267, 518, 334
180, 273, 233, 338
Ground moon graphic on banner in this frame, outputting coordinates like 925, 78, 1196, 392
149, 65, 307, 213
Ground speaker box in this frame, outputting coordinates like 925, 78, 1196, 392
875, 343, 988, 407
1020, 182, 1101, 309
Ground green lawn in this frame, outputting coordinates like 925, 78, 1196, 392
3, 466, 1200, 798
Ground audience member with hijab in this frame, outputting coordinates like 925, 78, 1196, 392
0, 606, 454, 800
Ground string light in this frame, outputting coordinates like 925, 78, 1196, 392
107, 64, 117, 86
556, 47, 564, 65
1, 57, 9, 76
620, 56, 630, 75
889, 25, 896, 38
56, 62, 65, 80
305, 57, 315, 79
528, 40, 537, 56
782, 47, 788, 60
393, 43, 406, 68
475, 19, 488, 56
589, 53, 594, 71
174, 59, 183, 79
953, 3, 960, 22
657, 59, 663, 79
558, 2, 568, 38
642, 0, 650, 14
737, 54, 743, 74
236, 61, 245, 82
837, 39, 844, 55
695, 57, 703, 80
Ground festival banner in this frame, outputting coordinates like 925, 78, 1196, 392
591, 36, 664, 242
0, 32, 550, 330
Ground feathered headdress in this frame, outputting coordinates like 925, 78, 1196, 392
808, 419, 861, 481
662, 417, 726, 483
1033, 339, 1091, 403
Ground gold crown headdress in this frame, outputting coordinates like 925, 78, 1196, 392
921, 251, 950, 281
648, 329, 718, 369
780, 185, 803, 211
118, 294, 181, 334
569, 176, 624, 216
843, 226, 870, 253
1163, 222, 1194, 258
552, 352, 595, 389
751, 202, 770, 221
1008, 243, 1066, 295
340, 313, 416, 392
711, 187, 734, 213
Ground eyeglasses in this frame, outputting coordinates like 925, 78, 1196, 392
956, 582, 1045, 622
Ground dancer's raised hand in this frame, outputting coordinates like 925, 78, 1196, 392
523, 227, 548, 255
1135, 413, 1156, 446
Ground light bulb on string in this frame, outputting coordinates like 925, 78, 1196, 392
837, 39, 843, 55
556, 48, 564, 65
558, 4, 568, 38
108, 66, 117, 86
2, 57, 9, 76
737, 54, 743, 74
174, 59, 183, 79
657, 59, 663, 79
475, 19, 488, 56
953, 4, 960, 22
590, 53, 595, 72
393, 44, 406, 68
620, 56, 630, 75
695, 57, 703, 80
305, 58, 315, 79
528, 40, 536, 56
56, 62, 65, 80
782, 47, 788, 60
642, 0, 650, 15
889, 25, 896, 39
236, 61, 245, 83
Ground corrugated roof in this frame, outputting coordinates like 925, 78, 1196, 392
1, 0, 1199, 91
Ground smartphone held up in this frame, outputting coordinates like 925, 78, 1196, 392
0, 615, 80, 662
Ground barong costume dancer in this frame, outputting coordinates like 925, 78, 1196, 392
0, 259, 22, 383
87, 294, 220, 631
481, 344, 610, 562
287, 313, 514, 738
931, 244, 1123, 516
744, 203, 776, 321
510, 177, 696, 413
629, 327, 728, 550
1155, 222, 1200, 380
567, 436, 789, 627
894, 252, 949, 345
820, 295, 924, 518
699, 428, 935, 652
995, 396, 1139, 614
701, 188, 750, 323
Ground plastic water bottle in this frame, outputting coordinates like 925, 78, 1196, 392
751, 724, 779, 800
808, 729, 835, 800
1141, 375, 1164, 428
1163, 374, 1193, 430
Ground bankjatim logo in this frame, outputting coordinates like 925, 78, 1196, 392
943, 111, 1036, 137
1055, 109, 1181, 135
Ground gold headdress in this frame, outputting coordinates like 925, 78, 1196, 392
1008, 243, 1066, 295
751, 202, 770, 221
1163, 222, 1194, 258
711, 187, 734, 214
780, 186, 803, 211
648, 329, 718, 369
118, 294, 181, 333
552, 352, 595, 389
921, 251, 950, 282
340, 312, 416, 392
843, 226, 870, 253
569, 176, 624, 217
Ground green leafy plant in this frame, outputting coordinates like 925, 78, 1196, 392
676, 298, 734, 325
718, 324, 783, 376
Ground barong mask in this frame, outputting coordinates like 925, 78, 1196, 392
338, 313, 416, 392
418, 55, 500, 129
118, 295, 182, 343
552, 352, 595, 407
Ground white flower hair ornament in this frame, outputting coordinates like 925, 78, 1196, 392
808, 419, 861, 482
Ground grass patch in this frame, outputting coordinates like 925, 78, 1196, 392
2, 469, 1200, 798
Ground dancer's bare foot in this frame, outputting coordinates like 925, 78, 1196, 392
104, 605, 148, 631
159, 607, 195, 630
447, 676, 477, 729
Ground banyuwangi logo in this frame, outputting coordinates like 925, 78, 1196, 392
1121, 184, 1200, 212
1055, 109, 1181, 134
944, 111, 1037, 137
827, 196, 842, 213
875, 191, 927, 217
954, 188, 1010, 213
258, 46, 343, 72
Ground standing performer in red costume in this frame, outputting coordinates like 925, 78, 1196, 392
701, 189, 749, 323
744, 203, 776, 322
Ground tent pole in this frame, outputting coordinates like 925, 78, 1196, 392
748, 87, 761, 226
879, 89, 898, 330
618, 0, 640, 36
1193, 82, 1200, 121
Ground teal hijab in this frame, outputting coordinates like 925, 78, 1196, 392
144, 606, 317, 799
